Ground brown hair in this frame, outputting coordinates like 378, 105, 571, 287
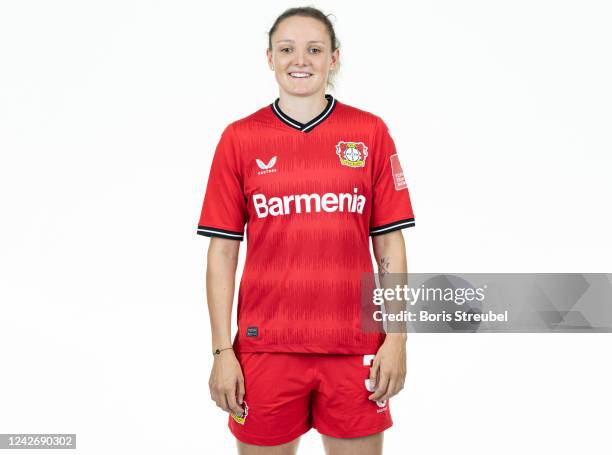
267, 6, 340, 90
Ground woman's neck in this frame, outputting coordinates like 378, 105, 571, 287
277, 92, 328, 124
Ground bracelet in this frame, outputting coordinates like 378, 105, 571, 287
213, 347, 233, 356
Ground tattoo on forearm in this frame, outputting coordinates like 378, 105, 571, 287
379, 256, 390, 276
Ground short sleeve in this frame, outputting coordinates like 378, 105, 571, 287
196, 124, 247, 241
369, 117, 416, 236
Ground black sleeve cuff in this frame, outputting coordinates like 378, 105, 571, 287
197, 225, 244, 241
369, 218, 415, 236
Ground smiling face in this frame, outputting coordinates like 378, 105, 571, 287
267, 15, 339, 98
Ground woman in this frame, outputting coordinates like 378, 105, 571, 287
197, 7, 415, 455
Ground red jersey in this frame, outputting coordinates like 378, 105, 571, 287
197, 95, 415, 354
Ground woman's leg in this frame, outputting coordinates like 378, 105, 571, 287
237, 435, 301, 455
321, 432, 383, 455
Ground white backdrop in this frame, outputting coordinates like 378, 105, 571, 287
1, 1, 611, 454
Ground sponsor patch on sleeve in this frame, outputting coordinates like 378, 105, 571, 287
390, 154, 407, 190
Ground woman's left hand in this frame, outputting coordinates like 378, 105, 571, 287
368, 334, 407, 402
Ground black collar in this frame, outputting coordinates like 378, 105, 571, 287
271, 94, 336, 133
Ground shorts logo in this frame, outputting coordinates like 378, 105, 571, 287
390, 154, 407, 190
231, 401, 249, 425
246, 327, 258, 337
256, 156, 277, 175
336, 142, 368, 168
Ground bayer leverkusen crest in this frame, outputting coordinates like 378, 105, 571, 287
336, 141, 368, 168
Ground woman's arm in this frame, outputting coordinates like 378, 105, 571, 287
206, 237, 245, 416
368, 230, 408, 403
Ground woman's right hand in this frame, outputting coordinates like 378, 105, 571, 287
209, 350, 245, 416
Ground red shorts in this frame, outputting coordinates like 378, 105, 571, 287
228, 352, 393, 446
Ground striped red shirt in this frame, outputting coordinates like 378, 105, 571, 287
197, 95, 415, 354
